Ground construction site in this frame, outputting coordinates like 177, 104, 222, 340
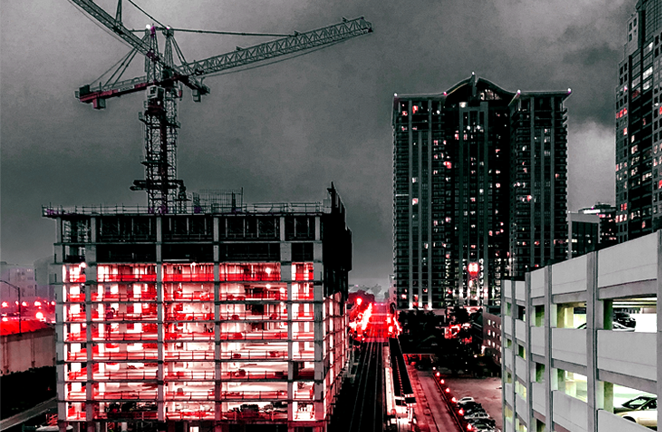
39, 1, 372, 432
45, 187, 352, 432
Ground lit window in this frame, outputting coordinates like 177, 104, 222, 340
412, 198, 419, 205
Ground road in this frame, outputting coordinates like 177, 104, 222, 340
0, 397, 56, 431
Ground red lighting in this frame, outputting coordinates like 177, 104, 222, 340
1, 317, 7, 322
435, 372, 440, 377
21, 302, 27, 307
459, 409, 464, 415
440, 379, 445, 384
356, 298, 363, 306
467, 262, 479, 276
467, 425, 473, 431
1, 302, 7, 308
451, 397, 457, 403
445, 388, 450, 393
34, 301, 42, 307
36, 312, 44, 320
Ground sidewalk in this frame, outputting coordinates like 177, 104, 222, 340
407, 365, 436, 432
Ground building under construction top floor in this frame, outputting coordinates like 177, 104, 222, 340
43, 185, 352, 432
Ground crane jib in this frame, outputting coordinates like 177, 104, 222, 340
78, 82, 150, 103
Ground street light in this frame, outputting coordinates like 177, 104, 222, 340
0, 280, 23, 334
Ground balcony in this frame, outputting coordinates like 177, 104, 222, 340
530, 326, 544, 357
552, 255, 587, 295
597, 330, 656, 381
598, 409, 651, 432
551, 328, 586, 366
552, 391, 588, 432
531, 382, 545, 415
598, 233, 657, 288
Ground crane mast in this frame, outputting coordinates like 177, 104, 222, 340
69, 0, 372, 213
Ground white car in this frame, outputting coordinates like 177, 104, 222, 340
457, 396, 475, 405
465, 412, 490, 421
617, 406, 657, 428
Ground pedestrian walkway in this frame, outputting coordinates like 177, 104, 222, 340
407, 365, 436, 432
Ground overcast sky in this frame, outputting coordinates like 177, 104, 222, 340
1, 0, 632, 288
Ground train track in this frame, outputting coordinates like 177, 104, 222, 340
347, 338, 384, 432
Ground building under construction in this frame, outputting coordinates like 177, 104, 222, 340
43, 186, 352, 432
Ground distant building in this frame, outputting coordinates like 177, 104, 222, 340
44, 186, 352, 431
392, 75, 569, 310
0, 262, 37, 301
482, 306, 501, 367
567, 212, 600, 259
578, 203, 618, 249
34, 256, 58, 301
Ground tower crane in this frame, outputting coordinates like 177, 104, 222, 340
68, 0, 372, 213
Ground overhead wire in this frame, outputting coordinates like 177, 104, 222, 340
126, 0, 166, 28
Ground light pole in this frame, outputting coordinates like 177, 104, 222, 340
1, 280, 22, 334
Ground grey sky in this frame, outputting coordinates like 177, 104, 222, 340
1, 0, 631, 287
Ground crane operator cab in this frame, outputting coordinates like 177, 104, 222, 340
147, 85, 165, 101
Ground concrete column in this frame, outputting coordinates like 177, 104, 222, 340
156, 216, 165, 422
525, 273, 533, 430
85, 234, 97, 423
656, 231, 662, 430
543, 265, 553, 431
213, 255, 221, 421
586, 252, 598, 432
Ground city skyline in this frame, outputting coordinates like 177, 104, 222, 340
1, 0, 630, 288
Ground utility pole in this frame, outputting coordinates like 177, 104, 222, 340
1, 280, 23, 334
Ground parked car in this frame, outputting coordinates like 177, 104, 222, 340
465, 411, 491, 421
462, 407, 486, 417
617, 408, 657, 428
614, 395, 656, 414
576, 321, 634, 332
468, 418, 496, 428
459, 402, 483, 411
457, 396, 474, 404
614, 311, 636, 328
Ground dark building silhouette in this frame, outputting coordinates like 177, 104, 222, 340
615, 0, 662, 240
392, 75, 570, 310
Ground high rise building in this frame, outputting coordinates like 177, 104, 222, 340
578, 203, 618, 249
615, 0, 662, 241
392, 75, 569, 310
44, 186, 352, 432
509, 91, 570, 278
567, 212, 600, 259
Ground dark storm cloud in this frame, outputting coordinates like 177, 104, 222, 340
0, 0, 634, 286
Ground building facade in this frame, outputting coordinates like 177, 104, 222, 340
578, 203, 618, 249
615, 0, 662, 241
392, 75, 569, 310
501, 231, 662, 432
508, 91, 570, 279
44, 186, 352, 432
482, 306, 502, 367
567, 212, 600, 259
